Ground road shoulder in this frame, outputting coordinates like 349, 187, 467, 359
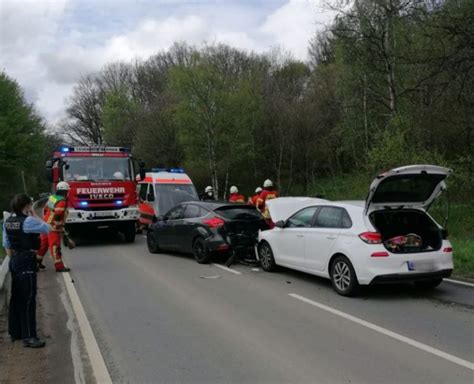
0, 266, 88, 384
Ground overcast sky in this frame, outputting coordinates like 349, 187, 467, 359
0, 0, 335, 126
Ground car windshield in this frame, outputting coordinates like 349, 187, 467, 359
155, 184, 198, 215
64, 157, 132, 182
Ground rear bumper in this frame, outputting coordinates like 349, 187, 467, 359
205, 233, 257, 257
370, 269, 452, 284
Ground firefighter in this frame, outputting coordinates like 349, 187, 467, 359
37, 181, 73, 272
257, 179, 279, 219
248, 187, 262, 206
3, 194, 51, 347
228, 186, 245, 203
200, 186, 215, 201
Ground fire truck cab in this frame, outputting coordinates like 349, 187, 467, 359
46, 146, 144, 242
138, 168, 199, 227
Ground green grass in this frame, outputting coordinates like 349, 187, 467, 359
309, 174, 474, 280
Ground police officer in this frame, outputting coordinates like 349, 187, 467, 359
3, 194, 51, 348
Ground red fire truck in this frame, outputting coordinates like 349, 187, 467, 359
46, 146, 144, 242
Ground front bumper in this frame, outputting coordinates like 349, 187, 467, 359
66, 207, 139, 224
370, 269, 453, 284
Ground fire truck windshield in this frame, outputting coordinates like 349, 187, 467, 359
64, 157, 132, 182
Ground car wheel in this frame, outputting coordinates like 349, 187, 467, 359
193, 237, 211, 264
258, 241, 276, 272
330, 255, 359, 296
414, 278, 443, 290
147, 231, 160, 254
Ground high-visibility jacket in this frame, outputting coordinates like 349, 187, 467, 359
228, 193, 246, 203
248, 194, 260, 206
43, 194, 67, 232
256, 189, 279, 218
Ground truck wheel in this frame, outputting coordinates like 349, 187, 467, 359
122, 222, 136, 243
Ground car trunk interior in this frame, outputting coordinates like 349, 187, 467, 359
369, 209, 442, 253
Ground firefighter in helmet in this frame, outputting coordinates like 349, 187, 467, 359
200, 186, 215, 201
257, 179, 279, 219
37, 181, 73, 272
228, 186, 245, 203
248, 187, 262, 206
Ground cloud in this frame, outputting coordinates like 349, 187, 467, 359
260, 0, 335, 60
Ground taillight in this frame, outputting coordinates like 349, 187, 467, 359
443, 247, 453, 253
203, 217, 225, 229
359, 232, 383, 244
371, 251, 389, 257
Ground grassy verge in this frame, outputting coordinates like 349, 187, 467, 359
309, 174, 474, 280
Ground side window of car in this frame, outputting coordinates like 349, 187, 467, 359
184, 204, 202, 219
139, 183, 148, 201
341, 209, 352, 228
167, 205, 184, 220
287, 207, 318, 228
314, 207, 343, 228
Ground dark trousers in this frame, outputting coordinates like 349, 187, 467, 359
8, 271, 37, 340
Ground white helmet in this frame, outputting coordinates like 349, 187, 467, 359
114, 171, 124, 179
205, 186, 213, 193
255, 187, 262, 193
230, 186, 239, 194
263, 179, 273, 188
57, 181, 70, 191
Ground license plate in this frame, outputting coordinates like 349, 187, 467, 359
94, 211, 114, 218
407, 260, 436, 272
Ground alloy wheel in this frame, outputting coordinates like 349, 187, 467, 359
333, 261, 351, 291
260, 244, 272, 269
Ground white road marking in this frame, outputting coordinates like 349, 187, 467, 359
212, 263, 242, 275
62, 272, 113, 383
289, 293, 474, 371
444, 278, 474, 288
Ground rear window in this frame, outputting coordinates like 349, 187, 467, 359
372, 175, 446, 203
215, 206, 262, 220
154, 184, 198, 215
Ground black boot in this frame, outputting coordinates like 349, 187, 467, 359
23, 337, 46, 348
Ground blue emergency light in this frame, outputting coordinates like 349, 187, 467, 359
151, 167, 185, 173
60, 146, 71, 153
115, 200, 123, 206
79, 201, 88, 207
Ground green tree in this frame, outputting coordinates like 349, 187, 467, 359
0, 72, 48, 210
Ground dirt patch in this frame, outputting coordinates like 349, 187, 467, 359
0, 265, 76, 384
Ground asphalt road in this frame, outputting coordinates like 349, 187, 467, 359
62, 233, 474, 384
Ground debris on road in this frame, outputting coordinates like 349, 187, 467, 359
200, 275, 221, 279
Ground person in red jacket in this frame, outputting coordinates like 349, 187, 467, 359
228, 186, 245, 203
248, 187, 262, 206
257, 179, 279, 219
37, 182, 72, 272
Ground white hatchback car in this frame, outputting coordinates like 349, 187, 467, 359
257, 165, 454, 296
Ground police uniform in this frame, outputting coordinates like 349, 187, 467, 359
3, 213, 50, 342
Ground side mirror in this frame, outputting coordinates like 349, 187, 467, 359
275, 220, 286, 228
156, 215, 165, 222
147, 193, 155, 202
139, 161, 146, 180
45, 160, 53, 182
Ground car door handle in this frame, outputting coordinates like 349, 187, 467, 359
326, 235, 337, 240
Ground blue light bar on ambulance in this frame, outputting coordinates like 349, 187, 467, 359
60, 146, 73, 153
79, 201, 88, 207
151, 167, 185, 173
